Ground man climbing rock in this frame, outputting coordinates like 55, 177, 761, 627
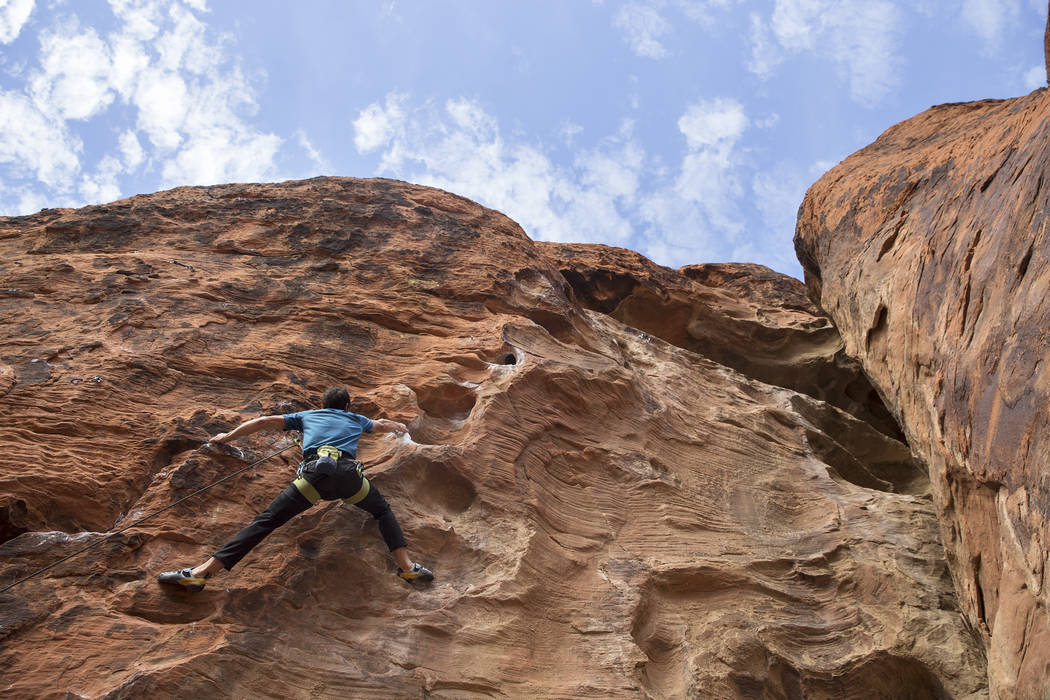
157, 387, 434, 591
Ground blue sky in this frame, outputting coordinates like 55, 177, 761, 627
0, 1, 1046, 278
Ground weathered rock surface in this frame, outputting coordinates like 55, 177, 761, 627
543, 244, 903, 440
796, 89, 1050, 697
0, 178, 985, 698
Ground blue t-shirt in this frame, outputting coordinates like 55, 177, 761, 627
283, 408, 374, 457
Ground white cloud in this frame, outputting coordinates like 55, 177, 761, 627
677, 97, 748, 148
108, 33, 150, 96
0, 0, 280, 204
674, 98, 748, 232
352, 92, 407, 153
352, 94, 641, 246
961, 0, 1021, 50
296, 129, 329, 173
30, 21, 115, 120
755, 113, 780, 129
351, 93, 776, 270
156, 66, 281, 186
614, 2, 672, 59
109, 0, 163, 42
749, 0, 901, 106
1023, 64, 1046, 90
634, 97, 753, 266
753, 164, 806, 235
160, 126, 280, 186
119, 129, 144, 170
133, 70, 189, 150
0, 89, 80, 188
560, 121, 583, 146
676, 0, 737, 26
15, 188, 49, 215
747, 11, 783, 77
0, 0, 34, 43
79, 154, 124, 203
156, 3, 220, 74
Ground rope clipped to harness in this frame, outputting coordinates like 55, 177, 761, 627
0, 441, 295, 595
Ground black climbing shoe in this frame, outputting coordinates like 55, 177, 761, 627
397, 563, 434, 583
157, 568, 207, 592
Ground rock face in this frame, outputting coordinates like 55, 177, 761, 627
796, 89, 1050, 696
544, 244, 904, 440
0, 178, 986, 698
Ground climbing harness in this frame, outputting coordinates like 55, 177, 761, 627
0, 442, 296, 594
292, 444, 370, 506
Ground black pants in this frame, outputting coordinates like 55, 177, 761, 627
212, 467, 408, 570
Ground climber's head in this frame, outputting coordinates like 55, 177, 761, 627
321, 386, 351, 411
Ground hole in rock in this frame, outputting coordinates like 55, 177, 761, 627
0, 499, 29, 545
729, 650, 950, 699
485, 341, 521, 367
877, 230, 899, 261
559, 268, 637, 314
866, 304, 888, 350
150, 436, 206, 470
1017, 241, 1034, 282
382, 457, 477, 516
414, 382, 477, 422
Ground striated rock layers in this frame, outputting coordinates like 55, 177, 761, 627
796, 89, 1050, 697
0, 178, 986, 698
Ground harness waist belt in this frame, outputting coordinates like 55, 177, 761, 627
302, 445, 355, 462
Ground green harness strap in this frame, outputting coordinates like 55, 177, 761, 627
293, 476, 322, 504
292, 475, 371, 506
342, 477, 370, 505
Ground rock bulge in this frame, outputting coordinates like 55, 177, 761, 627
0, 177, 986, 697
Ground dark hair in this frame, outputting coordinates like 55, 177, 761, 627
322, 386, 350, 409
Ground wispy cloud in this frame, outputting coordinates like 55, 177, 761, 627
749, 162, 809, 268
613, 2, 672, 59
613, 0, 738, 55
0, 0, 34, 44
1023, 64, 1046, 90
748, 0, 901, 106
0, 0, 280, 214
354, 94, 642, 245
676, 0, 739, 26
961, 0, 1022, 51
350, 93, 800, 272
0, 90, 80, 188
638, 97, 750, 264
296, 129, 329, 174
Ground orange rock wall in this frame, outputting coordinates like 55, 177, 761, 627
797, 90, 1050, 696
0, 178, 986, 697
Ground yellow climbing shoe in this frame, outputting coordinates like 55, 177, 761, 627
397, 563, 434, 582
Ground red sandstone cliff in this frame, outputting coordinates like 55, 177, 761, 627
796, 89, 1050, 697
0, 178, 986, 697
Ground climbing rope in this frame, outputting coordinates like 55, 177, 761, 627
0, 442, 296, 594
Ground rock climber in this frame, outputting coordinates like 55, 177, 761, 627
157, 386, 434, 591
